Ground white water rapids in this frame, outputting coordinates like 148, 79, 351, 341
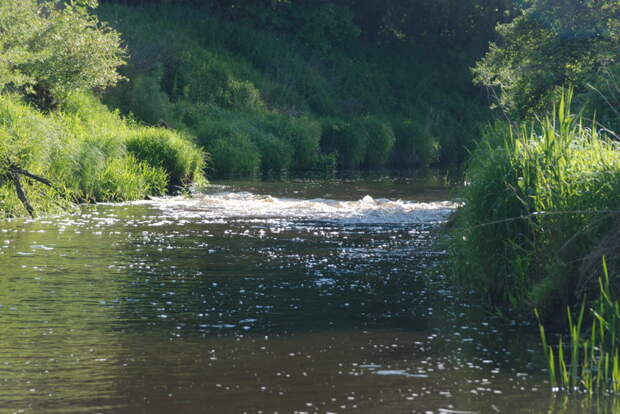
129, 190, 458, 225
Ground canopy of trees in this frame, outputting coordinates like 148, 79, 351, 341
101, 0, 516, 57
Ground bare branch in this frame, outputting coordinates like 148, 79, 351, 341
11, 172, 35, 217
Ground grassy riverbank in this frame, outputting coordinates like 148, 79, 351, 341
448, 4, 620, 393
450, 92, 620, 321
0, 0, 206, 218
449, 90, 620, 395
0, 92, 205, 217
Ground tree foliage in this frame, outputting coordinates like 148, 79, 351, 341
0, 0, 126, 108
474, 0, 620, 117
101, 0, 516, 58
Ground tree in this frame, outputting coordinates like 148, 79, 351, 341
0, 0, 126, 109
474, 0, 620, 118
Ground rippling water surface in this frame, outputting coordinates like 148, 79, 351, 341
0, 177, 611, 413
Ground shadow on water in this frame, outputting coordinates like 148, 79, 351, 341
0, 176, 616, 413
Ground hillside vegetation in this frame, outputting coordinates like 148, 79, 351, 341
98, 1, 502, 178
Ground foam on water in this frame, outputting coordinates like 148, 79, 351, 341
130, 191, 458, 224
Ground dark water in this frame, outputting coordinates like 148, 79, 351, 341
0, 177, 613, 413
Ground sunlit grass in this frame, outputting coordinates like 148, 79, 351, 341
0, 92, 206, 216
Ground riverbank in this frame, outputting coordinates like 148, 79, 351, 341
0, 0, 206, 218
450, 93, 620, 320
0, 92, 205, 217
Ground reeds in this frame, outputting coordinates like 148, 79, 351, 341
537, 259, 620, 395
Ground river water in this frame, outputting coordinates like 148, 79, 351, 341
0, 177, 613, 413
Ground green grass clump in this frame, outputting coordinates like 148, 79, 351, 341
93, 155, 168, 202
451, 91, 620, 318
125, 127, 205, 190
254, 132, 294, 175
362, 117, 396, 168
256, 114, 322, 172
208, 133, 261, 178
0, 92, 205, 217
320, 117, 396, 169
326, 118, 368, 169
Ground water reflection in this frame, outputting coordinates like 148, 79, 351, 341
0, 180, 613, 413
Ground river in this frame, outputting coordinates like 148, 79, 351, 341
0, 176, 613, 413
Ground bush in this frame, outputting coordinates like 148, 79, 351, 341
254, 132, 294, 175
220, 78, 266, 112
333, 119, 368, 169
208, 133, 261, 178
391, 118, 439, 167
362, 117, 395, 167
126, 68, 172, 125
451, 92, 620, 320
0, 0, 125, 108
92, 155, 168, 202
125, 127, 205, 190
257, 114, 322, 171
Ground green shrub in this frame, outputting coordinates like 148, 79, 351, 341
171, 48, 267, 112
208, 133, 261, 178
194, 118, 234, 147
362, 117, 395, 167
0, 0, 125, 108
314, 152, 338, 176
72, 136, 125, 199
320, 118, 346, 154
391, 118, 439, 167
220, 78, 266, 112
254, 132, 294, 175
334, 119, 368, 169
258, 114, 321, 171
93, 155, 168, 201
170, 100, 213, 129
127, 69, 172, 125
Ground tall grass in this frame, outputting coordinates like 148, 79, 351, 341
537, 259, 620, 395
451, 90, 620, 318
0, 92, 206, 216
